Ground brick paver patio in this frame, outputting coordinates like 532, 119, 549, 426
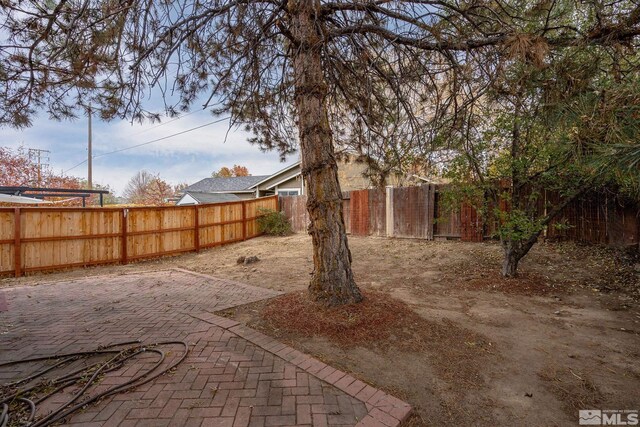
0, 268, 410, 427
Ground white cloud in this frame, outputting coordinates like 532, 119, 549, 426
1, 112, 297, 196
93, 113, 260, 156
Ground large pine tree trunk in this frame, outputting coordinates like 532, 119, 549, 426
289, 0, 363, 306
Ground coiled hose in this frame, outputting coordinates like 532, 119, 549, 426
0, 340, 189, 427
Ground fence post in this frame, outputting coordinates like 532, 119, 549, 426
385, 186, 394, 238
636, 212, 640, 248
121, 209, 128, 264
194, 205, 200, 252
14, 207, 21, 277
242, 200, 247, 241
427, 184, 435, 240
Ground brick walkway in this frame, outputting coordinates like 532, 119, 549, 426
0, 269, 410, 427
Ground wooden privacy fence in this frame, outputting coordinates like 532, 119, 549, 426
279, 192, 353, 234
390, 185, 436, 239
279, 195, 309, 234
281, 185, 438, 239
280, 185, 639, 248
0, 196, 277, 277
350, 189, 387, 236
546, 192, 639, 247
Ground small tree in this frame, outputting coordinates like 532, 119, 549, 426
231, 165, 250, 177
174, 182, 189, 194
0, 146, 39, 186
212, 167, 233, 178
212, 165, 250, 178
123, 171, 174, 205
441, 22, 640, 276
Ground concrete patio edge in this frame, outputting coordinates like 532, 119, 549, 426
193, 309, 412, 427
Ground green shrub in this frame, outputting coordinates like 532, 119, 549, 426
257, 208, 293, 236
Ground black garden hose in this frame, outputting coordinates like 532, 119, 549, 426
0, 340, 189, 427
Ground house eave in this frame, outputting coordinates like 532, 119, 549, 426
248, 161, 301, 189
264, 172, 303, 190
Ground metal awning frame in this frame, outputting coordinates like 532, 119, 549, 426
0, 186, 111, 207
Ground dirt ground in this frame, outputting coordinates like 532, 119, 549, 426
2, 234, 639, 426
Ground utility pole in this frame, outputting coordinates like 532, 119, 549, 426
88, 105, 92, 189
28, 148, 50, 187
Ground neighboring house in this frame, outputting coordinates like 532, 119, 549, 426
335, 158, 371, 192
175, 175, 268, 206
251, 162, 305, 197
247, 157, 435, 195
176, 191, 244, 205
248, 158, 376, 197
176, 157, 438, 206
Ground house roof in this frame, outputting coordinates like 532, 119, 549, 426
185, 175, 269, 193
180, 192, 241, 204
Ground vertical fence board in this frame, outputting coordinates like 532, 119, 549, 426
194, 206, 200, 251
0, 210, 14, 274
121, 209, 128, 264
459, 203, 484, 242
608, 203, 640, 247
368, 189, 386, 237
14, 208, 21, 277
245, 196, 278, 239
342, 192, 351, 234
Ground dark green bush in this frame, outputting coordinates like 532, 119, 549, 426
257, 208, 293, 236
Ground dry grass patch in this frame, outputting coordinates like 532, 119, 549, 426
461, 271, 567, 296
539, 366, 603, 414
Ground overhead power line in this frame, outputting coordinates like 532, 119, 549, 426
63, 158, 89, 175
63, 116, 230, 174
93, 116, 230, 159
128, 108, 206, 137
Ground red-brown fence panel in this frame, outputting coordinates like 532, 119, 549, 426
547, 192, 638, 247
350, 189, 370, 236
460, 202, 484, 242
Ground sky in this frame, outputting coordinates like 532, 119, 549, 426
0, 108, 296, 197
